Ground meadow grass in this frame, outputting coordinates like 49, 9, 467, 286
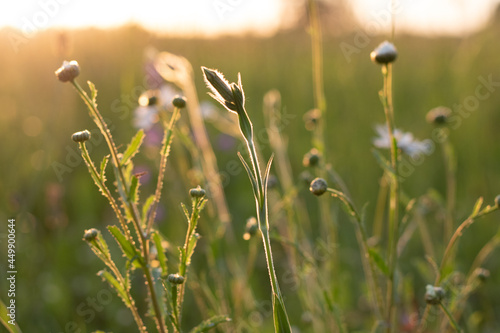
2, 7, 500, 333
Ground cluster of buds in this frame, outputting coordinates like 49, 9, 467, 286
167, 273, 185, 285
55, 60, 80, 82
189, 186, 206, 199
72, 130, 91, 143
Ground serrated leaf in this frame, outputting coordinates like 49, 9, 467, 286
142, 195, 155, 224
368, 247, 389, 277
471, 197, 484, 217
128, 175, 140, 203
0, 298, 22, 333
99, 155, 109, 181
186, 233, 200, 259
97, 269, 130, 306
189, 315, 231, 333
181, 203, 190, 223
121, 129, 144, 166
272, 293, 292, 333
108, 225, 143, 269
238, 152, 260, 202
88, 81, 98, 105
152, 231, 168, 276
152, 267, 166, 315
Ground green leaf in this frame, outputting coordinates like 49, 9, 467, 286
237, 152, 260, 201
121, 129, 144, 166
371, 149, 396, 178
99, 155, 109, 181
152, 231, 168, 277
471, 197, 484, 217
186, 233, 201, 259
97, 269, 130, 306
368, 247, 389, 277
0, 298, 22, 333
142, 195, 155, 224
107, 225, 143, 269
189, 315, 232, 333
128, 175, 140, 203
272, 293, 292, 333
181, 203, 190, 223
88, 81, 98, 105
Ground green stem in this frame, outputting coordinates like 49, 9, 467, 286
146, 106, 181, 234
72, 80, 166, 333
381, 63, 399, 333
439, 302, 462, 332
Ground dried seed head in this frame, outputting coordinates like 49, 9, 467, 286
72, 130, 91, 143
243, 217, 259, 240
172, 96, 187, 109
370, 41, 398, 65
495, 195, 500, 208
303, 148, 321, 167
425, 285, 445, 305
83, 228, 99, 242
426, 106, 452, 126
55, 60, 80, 82
474, 268, 490, 282
310, 178, 328, 196
189, 185, 206, 198
167, 273, 185, 285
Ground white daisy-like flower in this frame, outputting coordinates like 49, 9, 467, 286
373, 124, 432, 158
133, 105, 158, 130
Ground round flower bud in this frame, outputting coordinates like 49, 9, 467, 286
474, 268, 490, 282
83, 228, 99, 242
303, 109, 321, 131
425, 285, 445, 305
167, 273, 185, 285
310, 178, 328, 196
303, 148, 321, 167
189, 185, 206, 198
55, 60, 80, 82
172, 96, 187, 109
495, 195, 500, 208
243, 217, 258, 240
370, 41, 398, 65
72, 130, 91, 143
138, 90, 159, 107
426, 106, 452, 126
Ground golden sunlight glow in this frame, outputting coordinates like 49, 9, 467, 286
0, 0, 499, 36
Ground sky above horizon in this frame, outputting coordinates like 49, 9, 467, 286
2, 0, 500, 37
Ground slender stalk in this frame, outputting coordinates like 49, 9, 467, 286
326, 188, 385, 320
380, 63, 399, 333
439, 302, 462, 332
146, 106, 181, 234
441, 139, 456, 248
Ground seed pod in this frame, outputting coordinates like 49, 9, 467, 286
189, 185, 206, 198
370, 41, 398, 65
172, 96, 187, 108
55, 60, 80, 82
72, 130, 91, 143
167, 273, 185, 285
83, 228, 99, 242
310, 178, 328, 196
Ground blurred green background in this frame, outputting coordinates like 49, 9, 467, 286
1, 8, 500, 332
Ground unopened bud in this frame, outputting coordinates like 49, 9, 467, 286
167, 273, 185, 285
172, 96, 187, 109
83, 228, 99, 242
243, 217, 258, 240
55, 60, 80, 82
310, 178, 328, 196
426, 106, 451, 126
72, 130, 91, 143
189, 185, 206, 198
303, 148, 321, 167
425, 285, 445, 305
370, 41, 398, 65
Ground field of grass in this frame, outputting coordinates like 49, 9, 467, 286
1, 11, 500, 332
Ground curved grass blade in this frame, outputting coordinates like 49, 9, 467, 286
189, 315, 232, 333
273, 293, 292, 333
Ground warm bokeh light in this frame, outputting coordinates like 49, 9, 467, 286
1, 0, 499, 36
